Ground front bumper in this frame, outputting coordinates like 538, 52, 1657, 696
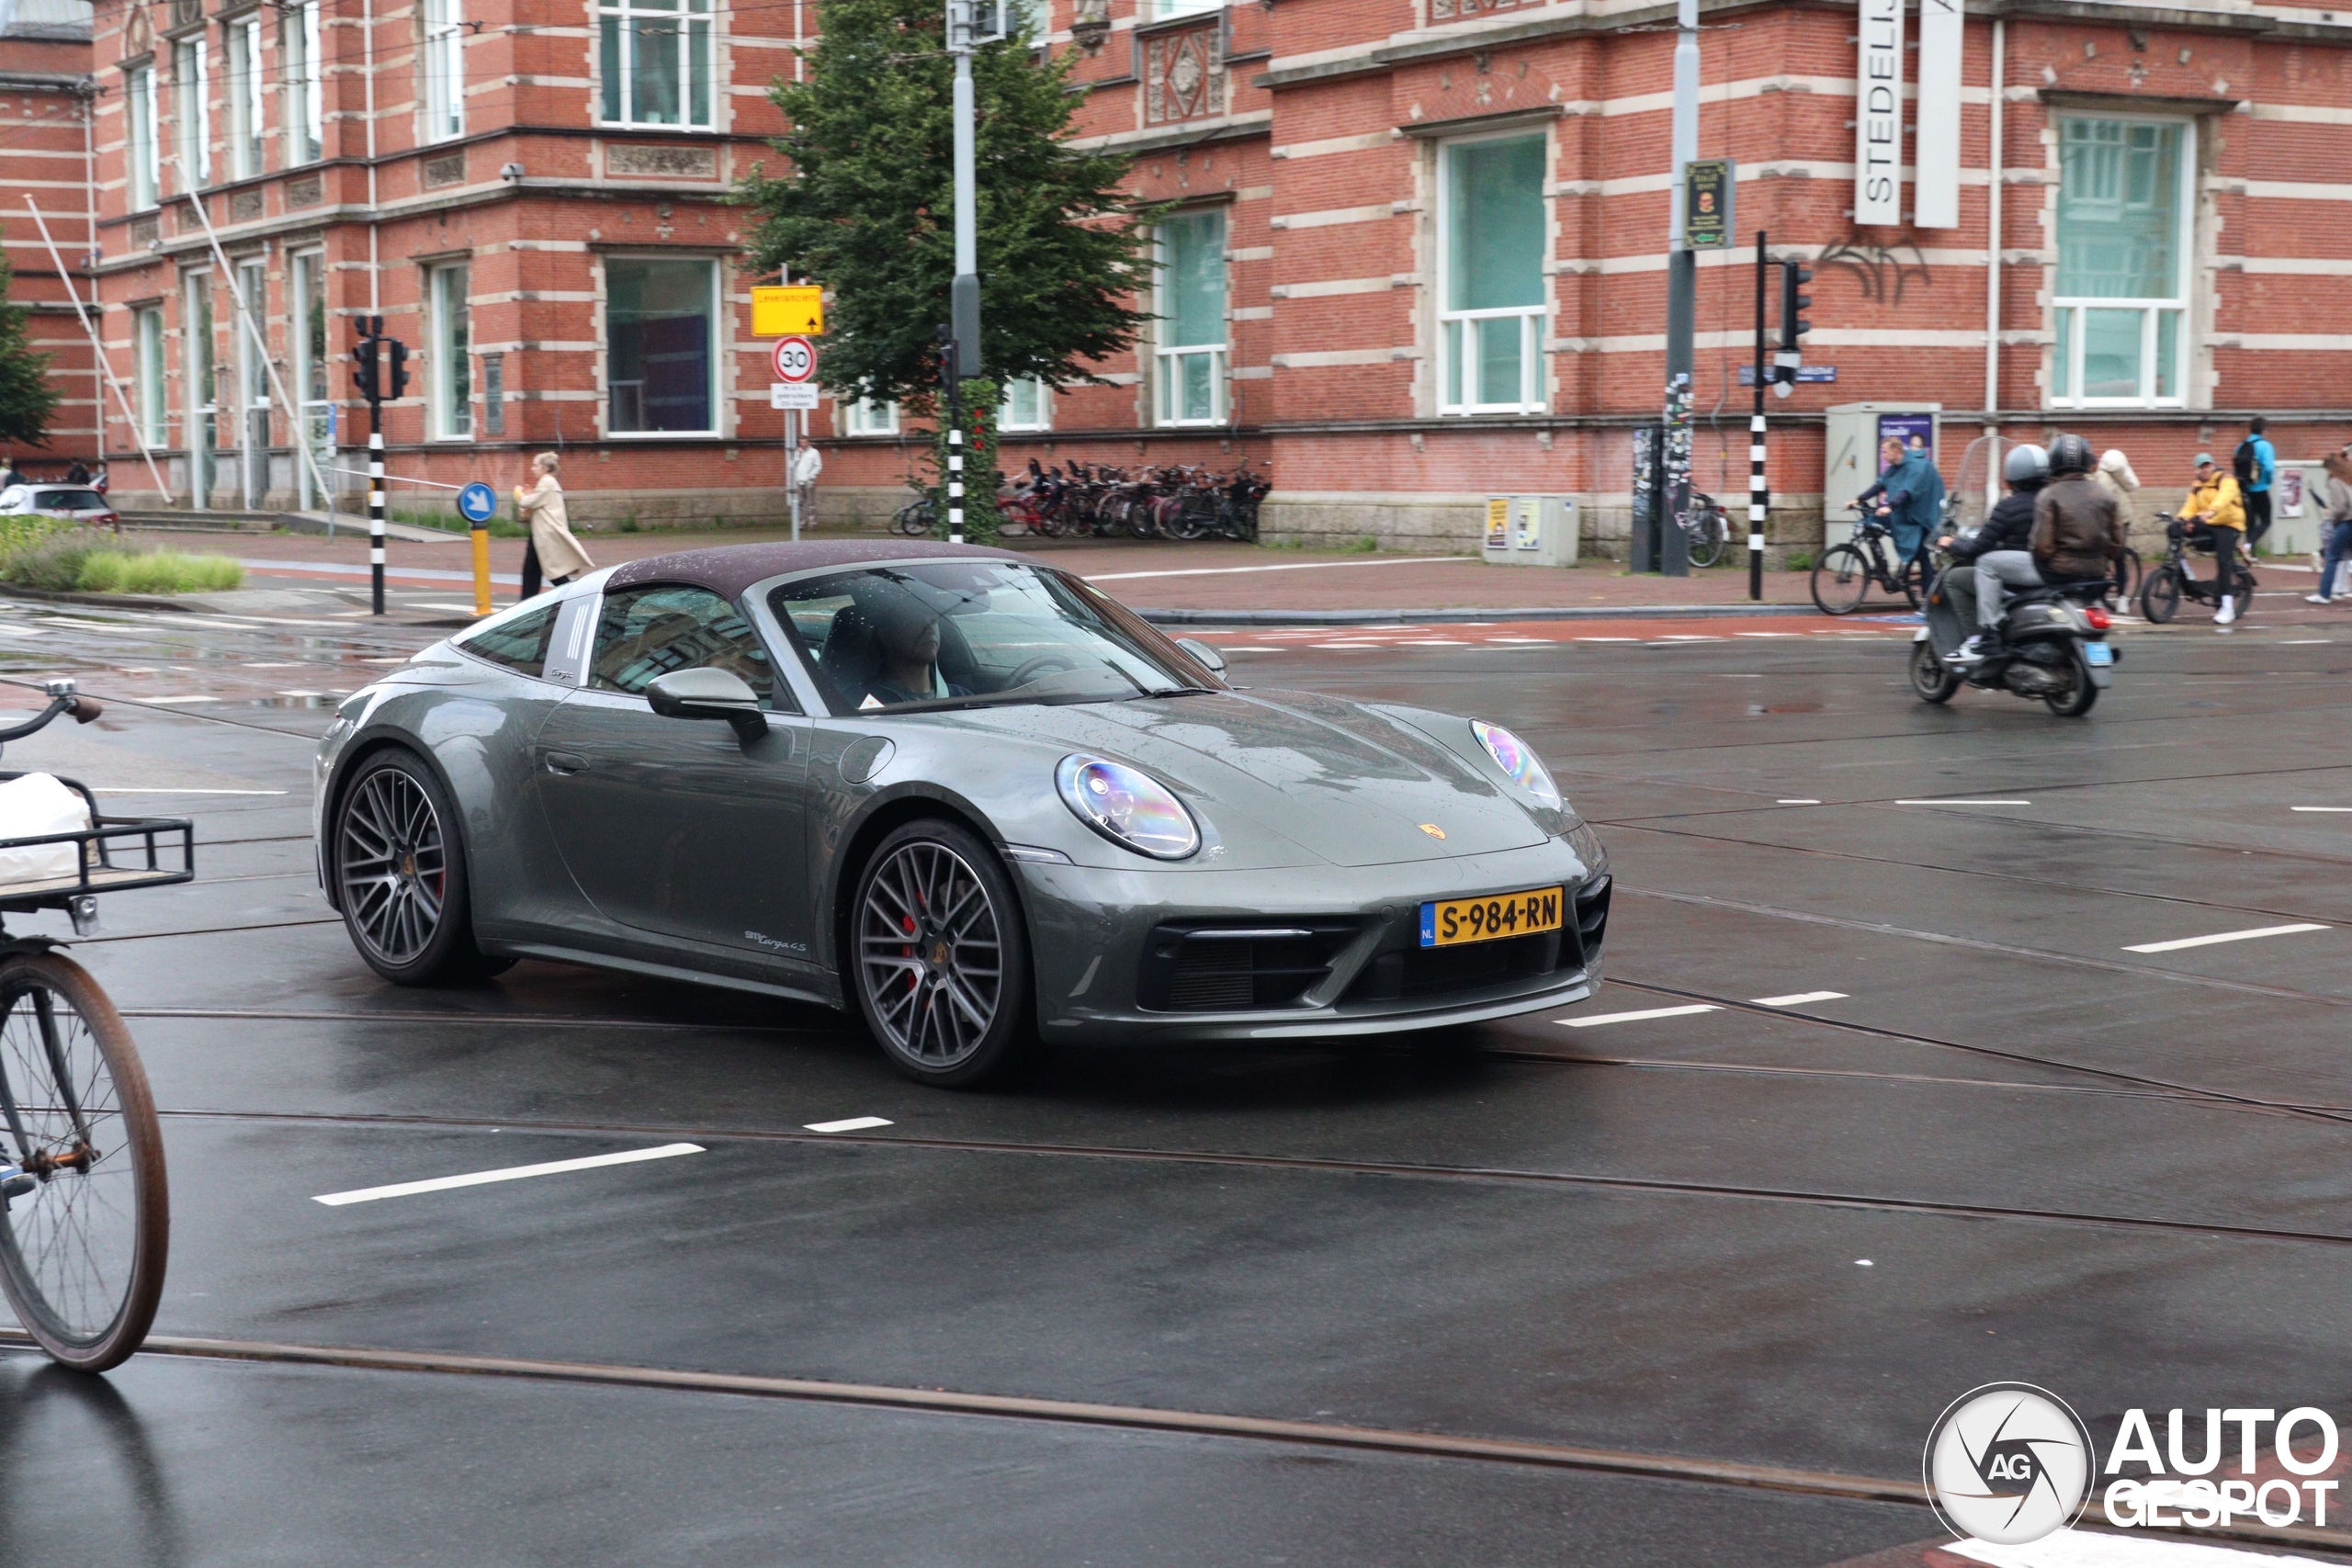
1017, 837, 1606, 1045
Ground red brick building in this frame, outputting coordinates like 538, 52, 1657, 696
50, 0, 2352, 552
77, 0, 801, 524
829, 0, 2352, 558
2, 0, 102, 482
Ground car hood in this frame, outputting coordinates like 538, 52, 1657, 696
953, 688, 1550, 868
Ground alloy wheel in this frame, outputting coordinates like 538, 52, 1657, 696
857, 840, 1004, 1068
338, 766, 448, 965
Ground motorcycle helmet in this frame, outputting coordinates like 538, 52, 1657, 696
2004, 444, 2051, 488
2047, 433, 2095, 477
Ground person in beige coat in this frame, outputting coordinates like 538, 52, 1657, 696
514, 453, 594, 601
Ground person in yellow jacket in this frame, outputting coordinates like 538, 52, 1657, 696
2180, 454, 2246, 624
514, 452, 595, 601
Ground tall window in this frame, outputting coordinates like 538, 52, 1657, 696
842, 398, 898, 436
284, 1, 322, 166
1155, 209, 1227, 427
598, 0, 714, 129
127, 65, 159, 209
1438, 133, 1546, 415
422, 0, 466, 142
228, 16, 265, 179
2051, 117, 2190, 407
135, 307, 166, 447
291, 250, 332, 506
185, 271, 217, 502
1001, 378, 1052, 432
430, 264, 473, 438
175, 39, 209, 189
606, 258, 717, 434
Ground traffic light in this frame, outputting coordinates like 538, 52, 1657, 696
352, 334, 380, 402
386, 338, 411, 400
1775, 260, 1813, 398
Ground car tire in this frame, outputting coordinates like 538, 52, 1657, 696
849, 818, 1034, 1089
331, 749, 498, 986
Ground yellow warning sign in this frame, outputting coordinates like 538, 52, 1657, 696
752, 285, 825, 337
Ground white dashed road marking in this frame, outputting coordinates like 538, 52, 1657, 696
1559, 1004, 1719, 1028
313, 1144, 705, 1206
805, 1117, 894, 1134
2123, 923, 2330, 954
1894, 798, 2031, 807
1751, 991, 1849, 1007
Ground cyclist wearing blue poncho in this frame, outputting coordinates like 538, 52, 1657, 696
1856, 436, 1948, 569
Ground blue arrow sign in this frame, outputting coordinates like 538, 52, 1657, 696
458, 482, 498, 525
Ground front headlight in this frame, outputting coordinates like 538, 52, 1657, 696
1472, 720, 1564, 811
1057, 754, 1201, 860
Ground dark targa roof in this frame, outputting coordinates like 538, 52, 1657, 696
605, 539, 1032, 602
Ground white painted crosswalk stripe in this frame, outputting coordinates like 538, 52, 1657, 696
804, 1117, 894, 1134
1558, 1004, 1718, 1028
2123, 923, 2329, 954
313, 1144, 705, 1206
1750, 991, 1848, 1007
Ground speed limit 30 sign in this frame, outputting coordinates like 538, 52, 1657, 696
771, 336, 817, 384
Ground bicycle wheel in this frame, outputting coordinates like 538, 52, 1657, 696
892, 499, 933, 537
1685, 508, 1728, 569
0, 952, 166, 1372
1811, 545, 1871, 615
2138, 565, 2182, 624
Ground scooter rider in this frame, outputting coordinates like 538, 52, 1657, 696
1939, 444, 2048, 663
2032, 432, 2128, 591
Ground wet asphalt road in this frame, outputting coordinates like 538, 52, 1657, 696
2, 592, 2350, 1566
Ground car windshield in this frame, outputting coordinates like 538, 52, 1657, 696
30, 490, 106, 512
772, 561, 1220, 715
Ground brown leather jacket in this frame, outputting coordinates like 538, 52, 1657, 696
2030, 477, 2127, 581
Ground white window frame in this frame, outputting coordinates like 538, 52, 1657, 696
603, 254, 721, 438
284, 1, 322, 167
290, 248, 333, 506
1152, 0, 1224, 17
127, 65, 160, 209
228, 16, 265, 180
2048, 113, 2195, 411
1154, 209, 1228, 429
597, 0, 715, 130
175, 38, 210, 190
1435, 129, 1550, 417
135, 306, 167, 447
999, 377, 1052, 432
842, 398, 899, 437
422, 0, 466, 143
429, 263, 473, 440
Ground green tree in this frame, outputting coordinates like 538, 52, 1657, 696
0, 258, 62, 449
738, 0, 1155, 412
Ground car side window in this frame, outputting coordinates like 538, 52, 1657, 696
588, 583, 787, 709
455, 601, 561, 678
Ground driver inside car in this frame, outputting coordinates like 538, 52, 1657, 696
861, 590, 970, 708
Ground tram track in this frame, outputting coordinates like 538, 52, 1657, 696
150, 1104, 2352, 1250
3, 1329, 2348, 1560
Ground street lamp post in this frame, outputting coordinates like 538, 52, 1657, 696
1657, 0, 1699, 578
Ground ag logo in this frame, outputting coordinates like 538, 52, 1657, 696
1923, 1383, 2094, 1545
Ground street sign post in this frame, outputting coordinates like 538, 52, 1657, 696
770, 384, 820, 410
1684, 159, 1735, 250
751, 286, 825, 337
766, 334, 820, 540
458, 482, 497, 616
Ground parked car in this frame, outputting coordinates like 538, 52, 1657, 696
0, 485, 119, 531
311, 542, 1611, 1086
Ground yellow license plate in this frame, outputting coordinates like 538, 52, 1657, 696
1419, 886, 1564, 948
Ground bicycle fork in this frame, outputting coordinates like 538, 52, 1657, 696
0, 987, 99, 1209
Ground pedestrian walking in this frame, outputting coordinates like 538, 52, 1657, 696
1857, 435, 1948, 573
2180, 452, 2247, 625
2234, 417, 2277, 555
2093, 448, 2140, 529
514, 452, 594, 602
64, 460, 91, 485
791, 441, 823, 532
2306, 447, 2352, 605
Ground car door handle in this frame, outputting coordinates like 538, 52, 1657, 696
543, 750, 590, 775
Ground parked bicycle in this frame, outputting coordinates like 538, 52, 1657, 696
0, 678, 192, 1373
1679, 491, 1731, 569
2139, 512, 2257, 624
1811, 509, 1927, 615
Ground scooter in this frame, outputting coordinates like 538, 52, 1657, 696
1910, 562, 2121, 717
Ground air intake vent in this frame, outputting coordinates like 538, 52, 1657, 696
1138, 922, 1358, 1012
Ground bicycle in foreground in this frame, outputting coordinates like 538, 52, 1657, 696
0, 678, 193, 1372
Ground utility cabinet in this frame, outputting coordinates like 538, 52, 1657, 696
1482, 495, 1579, 567
1824, 403, 1941, 548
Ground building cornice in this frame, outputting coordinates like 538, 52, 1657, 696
1066, 110, 1272, 156
1257, 0, 2344, 91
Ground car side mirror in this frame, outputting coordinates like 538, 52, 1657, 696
1174, 637, 1226, 676
645, 668, 766, 739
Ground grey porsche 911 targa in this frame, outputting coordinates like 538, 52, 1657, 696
313, 542, 1610, 1085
